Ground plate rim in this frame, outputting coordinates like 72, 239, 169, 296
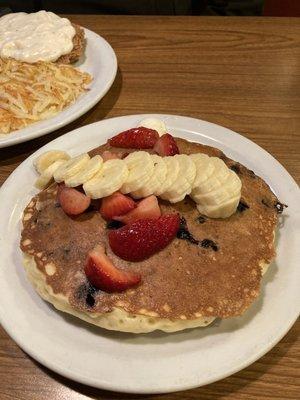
0, 114, 299, 394
0, 27, 118, 148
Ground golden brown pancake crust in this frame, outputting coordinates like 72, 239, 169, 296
56, 24, 85, 64
20, 139, 279, 320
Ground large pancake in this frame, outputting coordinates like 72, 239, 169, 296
20, 138, 280, 333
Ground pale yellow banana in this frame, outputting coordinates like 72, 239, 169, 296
131, 155, 167, 198
121, 151, 154, 194
34, 150, 70, 174
162, 154, 196, 203
83, 159, 128, 199
54, 153, 90, 183
64, 155, 103, 187
35, 159, 66, 190
159, 156, 180, 200
197, 195, 240, 219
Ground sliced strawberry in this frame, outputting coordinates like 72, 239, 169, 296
109, 127, 159, 149
109, 214, 180, 261
84, 244, 141, 292
100, 192, 136, 221
58, 185, 91, 215
153, 133, 179, 156
101, 150, 122, 161
115, 195, 161, 224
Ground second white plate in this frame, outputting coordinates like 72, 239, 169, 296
0, 27, 117, 148
0, 115, 299, 393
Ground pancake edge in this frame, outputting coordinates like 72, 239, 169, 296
22, 253, 271, 334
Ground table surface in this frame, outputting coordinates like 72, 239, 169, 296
0, 15, 299, 400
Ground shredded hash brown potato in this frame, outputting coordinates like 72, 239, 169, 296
0, 58, 92, 134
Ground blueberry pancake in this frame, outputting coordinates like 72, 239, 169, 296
20, 124, 282, 333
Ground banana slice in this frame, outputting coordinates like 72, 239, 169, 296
35, 159, 67, 190
195, 170, 242, 206
131, 155, 167, 198
83, 159, 128, 199
162, 154, 196, 203
197, 195, 240, 219
193, 157, 230, 196
54, 153, 90, 183
138, 118, 166, 136
64, 155, 103, 187
121, 151, 154, 194
159, 156, 180, 200
34, 150, 70, 174
190, 153, 214, 190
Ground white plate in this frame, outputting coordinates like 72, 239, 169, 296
0, 115, 299, 394
0, 28, 117, 148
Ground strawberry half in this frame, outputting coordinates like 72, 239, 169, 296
84, 245, 141, 292
115, 195, 161, 224
109, 127, 159, 149
58, 184, 91, 215
109, 214, 180, 261
153, 133, 179, 156
100, 192, 136, 221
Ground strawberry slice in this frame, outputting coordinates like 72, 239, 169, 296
84, 245, 141, 292
100, 192, 136, 221
109, 127, 159, 149
101, 150, 122, 161
58, 184, 91, 215
153, 133, 179, 156
115, 195, 161, 224
109, 214, 180, 261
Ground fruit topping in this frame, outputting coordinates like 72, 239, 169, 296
176, 216, 199, 245
101, 150, 122, 161
58, 184, 91, 215
109, 213, 180, 261
115, 195, 161, 224
237, 200, 249, 212
274, 201, 287, 214
177, 216, 219, 251
83, 159, 129, 200
100, 192, 136, 221
34, 150, 70, 174
84, 244, 141, 292
201, 239, 218, 251
153, 133, 179, 156
109, 127, 159, 149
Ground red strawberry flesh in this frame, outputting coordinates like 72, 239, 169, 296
109, 127, 159, 149
153, 133, 179, 156
100, 192, 136, 221
58, 184, 91, 215
84, 245, 141, 292
109, 214, 180, 262
115, 195, 161, 224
